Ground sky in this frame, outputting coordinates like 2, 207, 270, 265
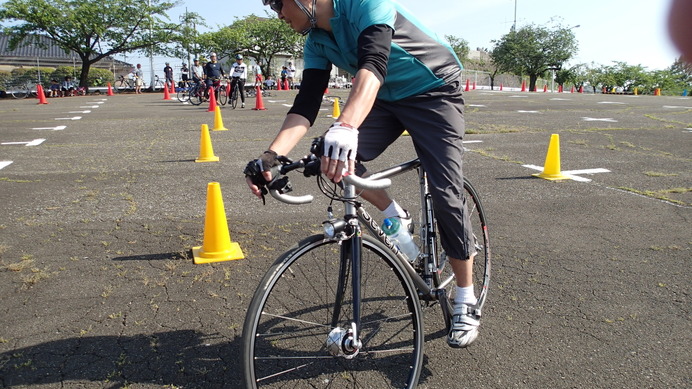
133, 0, 681, 76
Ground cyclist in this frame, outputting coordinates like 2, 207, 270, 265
204, 52, 225, 99
192, 58, 204, 85
246, 0, 480, 348
231, 54, 248, 108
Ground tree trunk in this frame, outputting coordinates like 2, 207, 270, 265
529, 74, 538, 92
79, 60, 92, 89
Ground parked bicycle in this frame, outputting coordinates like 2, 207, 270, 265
242, 137, 490, 388
6, 81, 35, 99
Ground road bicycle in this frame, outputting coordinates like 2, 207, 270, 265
176, 80, 196, 103
242, 137, 491, 388
229, 77, 242, 109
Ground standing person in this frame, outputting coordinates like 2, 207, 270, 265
203, 52, 225, 99
246, 0, 480, 348
163, 62, 174, 89
280, 66, 287, 89
180, 62, 189, 87
254, 63, 263, 88
191, 58, 204, 86
230, 54, 248, 108
286, 61, 296, 88
134, 64, 144, 94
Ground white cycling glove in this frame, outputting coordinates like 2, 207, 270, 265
323, 122, 359, 162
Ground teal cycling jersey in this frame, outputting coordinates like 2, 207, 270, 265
304, 0, 463, 101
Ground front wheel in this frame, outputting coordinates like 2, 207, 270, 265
217, 85, 228, 106
230, 86, 238, 109
243, 234, 424, 388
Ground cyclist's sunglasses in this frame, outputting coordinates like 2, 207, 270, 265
267, 0, 283, 13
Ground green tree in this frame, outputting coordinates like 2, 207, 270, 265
491, 23, 578, 92
206, 15, 304, 78
168, 11, 207, 65
0, 0, 178, 88
445, 35, 469, 61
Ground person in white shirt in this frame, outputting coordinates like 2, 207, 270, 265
231, 54, 248, 108
191, 58, 204, 86
286, 61, 296, 89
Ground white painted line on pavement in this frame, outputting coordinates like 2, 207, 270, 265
663, 105, 692, 109
582, 117, 618, 122
509, 95, 528, 98
0, 161, 13, 170
684, 128, 692, 132
79, 105, 99, 108
517, 110, 540, 113
523, 164, 610, 182
2, 139, 46, 147
550, 98, 571, 101
282, 104, 292, 107
33, 125, 67, 131
468, 104, 486, 107
598, 101, 626, 104
68, 110, 91, 113
463, 140, 483, 144
55, 116, 82, 121
85, 101, 104, 104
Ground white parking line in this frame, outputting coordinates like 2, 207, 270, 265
55, 116, 82, 121
79, 106, 100, 108
517, 110, 540, 113
68, 110, 91, 113
582, 117, 618, 122
1, 139, 46, 147
33, 125, 67, 131
523, 164, 610, 182
598, 101, 626, 104
0, 161, 13, 170
85, 101, 104, 104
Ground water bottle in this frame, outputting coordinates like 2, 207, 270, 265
382, 218, 420, 262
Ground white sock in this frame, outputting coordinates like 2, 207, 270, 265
454, 285, 477, 306
383, 201, 407, 219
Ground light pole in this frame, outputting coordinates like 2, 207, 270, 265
511, 0, 517, 32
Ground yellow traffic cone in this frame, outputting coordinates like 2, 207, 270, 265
533, 134, 570, 180
195, 124, 219, 162
212, 106, 229, 131
330, 97, 341, 118
193, 182, 244, 264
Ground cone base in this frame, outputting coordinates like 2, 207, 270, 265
252, 108, 267, 111
192, 243, 244, 264
532, 172, 571, 181
212, 127, 229, 131
195, 156, 220, 163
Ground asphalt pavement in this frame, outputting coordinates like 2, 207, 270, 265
0, 88, 689, 388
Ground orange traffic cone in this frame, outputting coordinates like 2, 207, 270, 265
500, 83, 503, 91
252, 86, 267, 110
654, 88, 661, 96
169, 81, 175, 94
36, 84, 48, 104
207, 87, 217, 112
465, 79, 470, 91
579, 85, 584, 93
324, 87, 329, 94
533, 134, 570, 181
212, 105, 229, 131
521, 80, 527, 92
192, 182, 244, 264
195, 124, 219, 162
284, 80, 289, 90
163, 83, 171, 100
107, 82, 114, 96
543, 85, 548, 92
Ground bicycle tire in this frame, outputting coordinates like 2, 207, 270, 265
218, 85, 228, 106
11, 87, 29, 99
177, 88, 190, 103
230, 86, 238, 109
432, 178, 491, 310
189, 86, 204, 106
243, 234, 424, 388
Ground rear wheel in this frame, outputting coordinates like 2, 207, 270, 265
243, 234, 424, 388
431, 178, 491, 310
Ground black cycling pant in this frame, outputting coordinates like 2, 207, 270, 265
231, 77, 246, 102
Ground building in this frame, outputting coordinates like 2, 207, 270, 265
0, 33, 132, 76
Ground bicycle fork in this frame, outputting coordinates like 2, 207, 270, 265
326, 184, 363, 358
